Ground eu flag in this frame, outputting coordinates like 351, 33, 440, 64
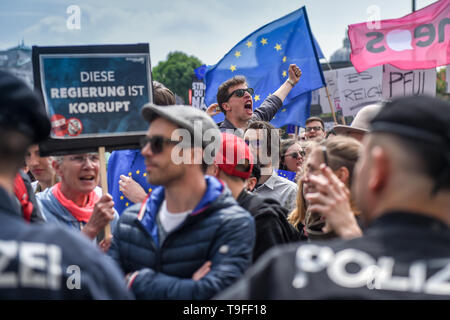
205, 6, 325, 127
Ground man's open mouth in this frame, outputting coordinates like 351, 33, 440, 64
244, 102, 252, 110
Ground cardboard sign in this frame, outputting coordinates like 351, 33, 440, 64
191, 81, 207, 111
337, 66, 382, 117
32, 44, 152, 156
382, 64, 436, 99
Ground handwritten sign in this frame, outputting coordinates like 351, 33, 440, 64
382, 64, 436, 99
312, 70, 341, 114
191, 81, 207, 111
337, 66, 382, 117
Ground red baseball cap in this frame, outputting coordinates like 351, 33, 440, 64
216, 132, 253, 179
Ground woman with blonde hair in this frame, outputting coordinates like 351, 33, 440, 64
287, 135, 362, 240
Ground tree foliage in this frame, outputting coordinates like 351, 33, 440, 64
152, 51, 203, 104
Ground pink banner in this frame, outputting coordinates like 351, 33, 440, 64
348, 0, 450, 72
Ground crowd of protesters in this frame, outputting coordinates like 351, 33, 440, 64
0, 66, 449, 300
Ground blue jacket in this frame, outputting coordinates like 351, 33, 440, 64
0, 186, 132, 299
108, 176, 255, 300
36, 186, 119, 233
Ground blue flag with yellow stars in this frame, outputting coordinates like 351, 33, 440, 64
277, 169, 297, 182
107, 149, 155, 215
205, 6, 325, 128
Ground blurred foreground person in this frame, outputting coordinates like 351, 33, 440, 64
0, 70, 131, 299
217, 95, 450, 299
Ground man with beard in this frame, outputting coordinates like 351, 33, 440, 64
108, 104, 255, 299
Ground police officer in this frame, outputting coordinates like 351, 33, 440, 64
0, 71, 132, 299
216, 95, 450, 299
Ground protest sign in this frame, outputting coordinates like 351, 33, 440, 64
32, 44, 152, 156
447, 66, 450, 94
312, 70, 341, 114
382, 64, 436, 99
337, 66, 382, 117
191, 81, 207, 111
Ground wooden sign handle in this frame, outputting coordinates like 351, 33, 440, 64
98, 146, 111, 239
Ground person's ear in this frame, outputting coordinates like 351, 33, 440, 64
368, 146, 389, 193
222, 102, 232, 113
52, 159, 62, 178
245, 176, 258, 191
335, 166, 350, 185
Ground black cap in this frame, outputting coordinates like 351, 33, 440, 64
0, 71, 50, 143
370, 95, 450, 147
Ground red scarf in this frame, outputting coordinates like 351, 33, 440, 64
52, 182, 99, 223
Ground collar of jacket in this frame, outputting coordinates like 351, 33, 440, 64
370, 211, 449, 232
0, 185, 22, 219
138, 176, 226, 246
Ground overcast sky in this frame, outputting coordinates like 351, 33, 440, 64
0, 0, 437, 66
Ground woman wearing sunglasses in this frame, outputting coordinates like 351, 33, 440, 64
280, 140, 305, 173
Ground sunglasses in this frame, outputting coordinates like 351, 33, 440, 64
226, 88, 254, 101
286, 150, 306, 159
140, 136, 178, 154
305, 126, 323, 132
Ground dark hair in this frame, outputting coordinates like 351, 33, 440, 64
250, 163, 261, 182
0, 129, 31, 175
153, 81, 176, 106
305, 116, 325, 129
216, 76, 247, 114
246, 121, 280, 166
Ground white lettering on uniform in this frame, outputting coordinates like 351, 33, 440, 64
293, 245, 450, 296
0, 240, 62, 290
0, 241, 18, 286
327, 248, 376, 288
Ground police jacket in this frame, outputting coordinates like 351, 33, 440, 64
108, 176, 255, 300
216, 211, 450, 299
0, 186, 132, 299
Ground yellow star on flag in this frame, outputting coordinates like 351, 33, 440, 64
260, 38, 268, 45
120, 196, 124, 200
230, 65, 237, 72
274, 43, 282, 51
246, 40, 253, 48
254, 95, 260, 101
282, 70, 287, 77
125, 202, 129, 207
143, 173, 147, 177
136, 170, 140, 175
282, 56, 287, 63
234, 51, 241, 58
148, 188, 152, 193
128, 172, 132, 176
281, 108, 286, 112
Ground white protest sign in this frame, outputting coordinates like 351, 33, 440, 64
191, 81, 207, 111
447, 66, 450, 94
337, 66, 382, 117
313, 70, 340, 114
382, 64, 436, 99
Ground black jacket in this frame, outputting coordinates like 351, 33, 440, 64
0, 186, 132, 299
216, 211, 450, 299
237, 190, 302, 263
